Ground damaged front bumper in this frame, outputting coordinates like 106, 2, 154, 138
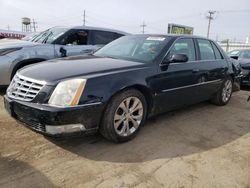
4, 95, 104, 137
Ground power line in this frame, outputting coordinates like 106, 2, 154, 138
140, 21, 146, 34
206, 10, 216, 38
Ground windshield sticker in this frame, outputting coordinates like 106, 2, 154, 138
146, 37, 166, 41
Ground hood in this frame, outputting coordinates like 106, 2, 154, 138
0, 39, 38, 49
238, 58, 250, 69
19, 55, 148, 84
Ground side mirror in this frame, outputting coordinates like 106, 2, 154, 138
160, 54, 188, 71
167, 54, 189, 63
230, 55, 238, 60
60, 47, 67, 57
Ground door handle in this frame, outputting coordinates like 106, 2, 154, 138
192, 68, 200, 73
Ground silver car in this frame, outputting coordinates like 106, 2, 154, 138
0, 26, 128, 86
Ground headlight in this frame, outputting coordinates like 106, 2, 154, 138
0, 47, 22, 56
48, 79, 86, 107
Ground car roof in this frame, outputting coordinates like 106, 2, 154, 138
52, 26, 130, 35
133, 34, 210, 40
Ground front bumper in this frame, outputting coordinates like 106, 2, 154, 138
4, 95, 104, 136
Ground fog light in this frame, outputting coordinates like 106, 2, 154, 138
46, 124, 86, 135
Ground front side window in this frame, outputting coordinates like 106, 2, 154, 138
167, 38, 196, 61
197, 39, 216, 60
94, 35, 170, 63
60, 30, 88, 45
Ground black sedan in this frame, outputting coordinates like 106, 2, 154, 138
228, 49, 250, 86
4, 35, 241, 142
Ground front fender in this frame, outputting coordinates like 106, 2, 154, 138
79, 67, 155, 106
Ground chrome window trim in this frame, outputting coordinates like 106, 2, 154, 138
160, 36, 226, 65
161, 79, 222, 92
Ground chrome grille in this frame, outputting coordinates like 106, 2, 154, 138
7, 73, 46, 102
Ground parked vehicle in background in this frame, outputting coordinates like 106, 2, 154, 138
228, 49, 250, 86
4, 35, 241, 142
0, 26, 128, 86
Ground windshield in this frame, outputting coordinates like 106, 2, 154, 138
31, 27, 68, 44
94, 35, 170, 63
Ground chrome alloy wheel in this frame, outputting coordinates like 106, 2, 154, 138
114, 97, 144, 137
222, 80, 232, 103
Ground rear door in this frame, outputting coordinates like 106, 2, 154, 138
153, 37, 203, 113
194, 39, 227, 100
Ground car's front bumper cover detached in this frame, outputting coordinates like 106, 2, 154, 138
4, 95, 104, 136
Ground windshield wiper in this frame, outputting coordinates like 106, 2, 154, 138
43, 31, 53, 44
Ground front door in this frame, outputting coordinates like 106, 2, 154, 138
153, 38, 203, 113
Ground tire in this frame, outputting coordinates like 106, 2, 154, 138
211, 77, 233, 106
100, 89, 147, 143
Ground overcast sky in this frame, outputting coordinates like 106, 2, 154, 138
0, 0, 250, 42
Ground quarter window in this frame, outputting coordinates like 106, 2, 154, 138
197, 39, 216, 60
211, 42, 223, 59
168, 38, 196, 61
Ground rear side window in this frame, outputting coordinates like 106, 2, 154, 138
92, 31, 122, 45
168, 38, 196, 61
197, 39, 215, 60
211, 42, 223, 59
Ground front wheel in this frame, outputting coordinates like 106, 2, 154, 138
211, 78, 233, 106
100, 89, 147, 143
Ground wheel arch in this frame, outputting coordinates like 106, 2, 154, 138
105, 84, 154, 116
11, 58, 47, 79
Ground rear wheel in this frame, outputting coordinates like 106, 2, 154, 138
211, 77, 233, 106
100, 89, 147, 143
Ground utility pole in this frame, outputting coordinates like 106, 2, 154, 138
32, 19, 37, 32
7, 25, 10, 30
206, 11, 216, 38
140, 21, 146, 34
83, 10, 86, 26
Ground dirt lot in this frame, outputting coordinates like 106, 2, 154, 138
0, 89, 249, 188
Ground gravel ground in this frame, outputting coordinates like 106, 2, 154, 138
0, 89, 249, 188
